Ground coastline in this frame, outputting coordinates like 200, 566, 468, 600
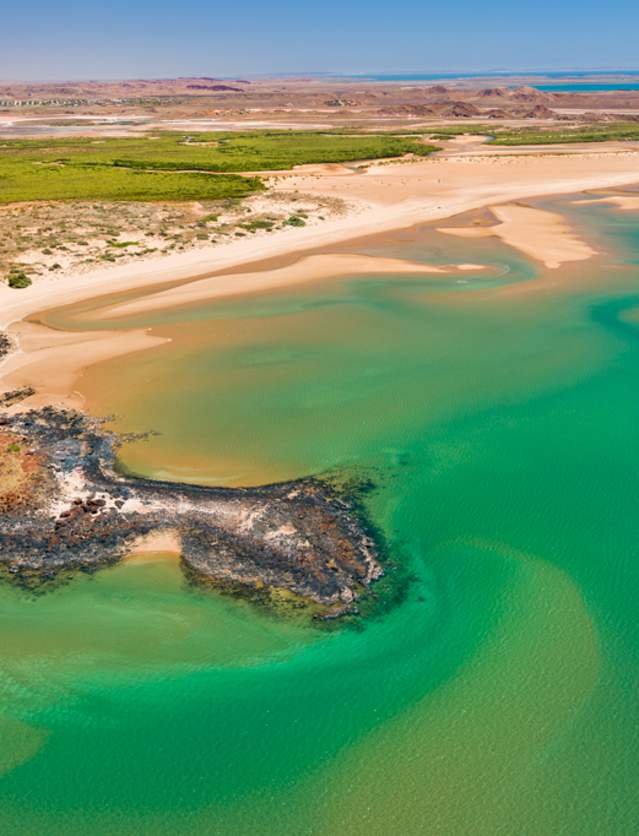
2, 146, 639, 330
438, 204, 597, 269
2, 145, 639, 408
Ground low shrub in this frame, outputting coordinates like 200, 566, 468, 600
7, 270, 32, 289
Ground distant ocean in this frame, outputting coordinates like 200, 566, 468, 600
535, 83, 639, 92
351, 70, 639, 79
341, 71, 639, 92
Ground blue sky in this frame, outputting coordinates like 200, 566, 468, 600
3, 0, 639, 80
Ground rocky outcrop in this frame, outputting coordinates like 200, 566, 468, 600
511, 85, 556, 103
186, 84, 244, 92
377, 104, 435, 116
0, 409, 383, 617
440, 101, 481, 118
0, 387, 36, 408
484, 108, 510, 119
520, 104, 556, 119
426, 85, 449, 96
478, 87, 509, 98
0, 332, 12, 360
325, 98, 358, 107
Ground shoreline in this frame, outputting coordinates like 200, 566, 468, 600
2, 146, 639, 408
438, 204, 597, 269
2, 147, 639, 331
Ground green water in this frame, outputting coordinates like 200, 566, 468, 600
2, 198, 639, 834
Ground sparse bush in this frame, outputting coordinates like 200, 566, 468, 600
241, 219, 274, 232
7, 270, 31, 289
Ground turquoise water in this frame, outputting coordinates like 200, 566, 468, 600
2, 197, 639, 833
535, 82, 639, 91
341, 70, 639, 91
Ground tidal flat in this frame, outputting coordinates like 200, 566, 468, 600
1, 196, 639, 834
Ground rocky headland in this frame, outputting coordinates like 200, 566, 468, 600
0, 405, 383, 617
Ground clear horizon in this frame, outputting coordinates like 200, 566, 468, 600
3, 0, 638, 81
3, 67, 639, 84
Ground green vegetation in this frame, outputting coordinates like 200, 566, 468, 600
390, 120, 639, 145
241, 219, 275, 232
491, 122, 639, 145
0, 160, 260, 205
285, 215, 306, 227
0, 132, 438, 205
6, 270, 32, 289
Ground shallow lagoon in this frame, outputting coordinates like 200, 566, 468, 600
2, 197, 639, 834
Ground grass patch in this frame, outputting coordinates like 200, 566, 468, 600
0, 160, 260, 205
0, 131, 439, 205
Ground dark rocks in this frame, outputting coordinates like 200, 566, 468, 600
186, 83, 244, 92
477, 87, 509, 98
325, 98, 358, 107
0, 408, 383, 616
0, 332, 13, 361
0, 386, 37, 408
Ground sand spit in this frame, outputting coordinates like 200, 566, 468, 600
89, 253, 466, 320
573, 194, 639, 211
438, 204, 597, 268
0, 408, 383, 617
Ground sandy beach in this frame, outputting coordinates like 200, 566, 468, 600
0, 320, 169, 410
2, 143, 639, 329
83, 253, 484, 320
2, 142, 639, 407
438, 204, 597, 268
